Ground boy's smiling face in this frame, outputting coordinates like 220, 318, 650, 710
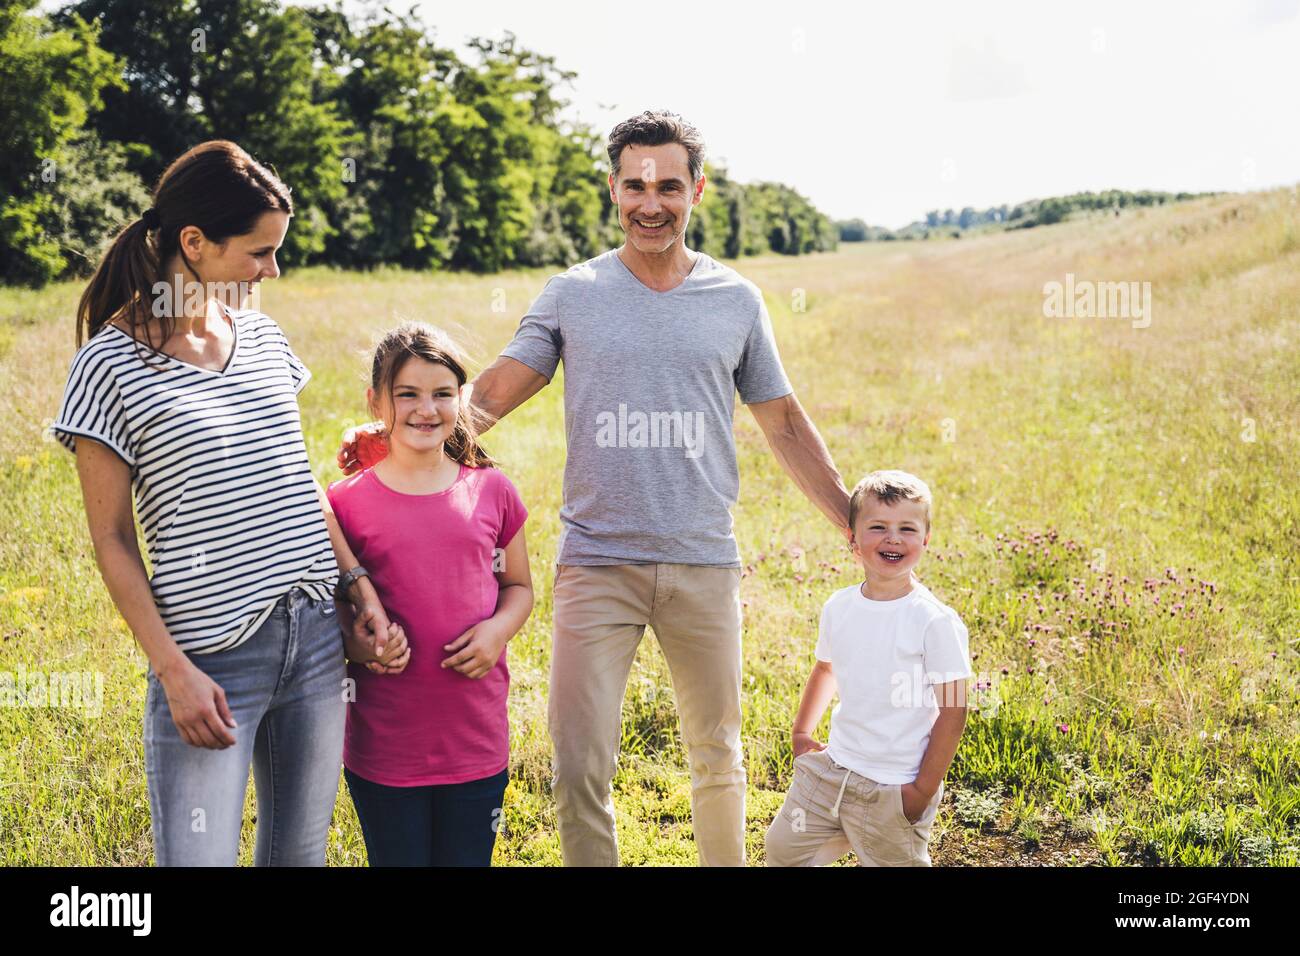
850, 496, 931, 584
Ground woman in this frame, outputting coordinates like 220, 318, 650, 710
51, 140, 407, 866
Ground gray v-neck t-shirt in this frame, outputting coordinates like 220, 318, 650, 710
500, 248, 792, 566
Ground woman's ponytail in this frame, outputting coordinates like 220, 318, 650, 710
75, 215, 159, 349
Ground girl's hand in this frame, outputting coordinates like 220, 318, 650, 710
348, 594, 394, 659
344, 622, 410, 674
369, 622, 410, 674
336, 421, 388, 475
442, 620, 509, 679
157, 658, 238, 749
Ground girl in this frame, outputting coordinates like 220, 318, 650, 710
326, 322, 533, 867
51, 140, 406, 866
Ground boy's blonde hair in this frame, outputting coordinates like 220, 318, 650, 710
848, 470, 933, 534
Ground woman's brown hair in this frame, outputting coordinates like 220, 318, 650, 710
76, 140, 292, 364
370, 322, 496, 469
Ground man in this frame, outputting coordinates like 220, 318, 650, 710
340, 110, 851, 866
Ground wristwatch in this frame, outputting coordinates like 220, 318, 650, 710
335, 565, 370, 602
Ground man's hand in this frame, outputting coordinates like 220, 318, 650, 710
442, 620, 510, 679
336, 421, 388, 476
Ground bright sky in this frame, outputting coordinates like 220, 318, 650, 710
66, 0, 1300, 228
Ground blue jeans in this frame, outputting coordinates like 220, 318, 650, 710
143, 588, 346, 866
344, 766, 509, 866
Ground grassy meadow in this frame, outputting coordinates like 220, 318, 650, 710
1, 187, 1298, 866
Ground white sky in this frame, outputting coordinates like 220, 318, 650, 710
56, 0, 1300, 228
329, 0, 1300, 227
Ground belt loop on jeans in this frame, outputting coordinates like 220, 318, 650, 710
830, 767, 853, 819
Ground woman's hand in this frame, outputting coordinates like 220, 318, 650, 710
336, 421, 388, 475
344, 621, 410, 674
156, 658, 238, 749
442, 620, 510, 679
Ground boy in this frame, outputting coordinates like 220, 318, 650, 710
765, 470, 971, 867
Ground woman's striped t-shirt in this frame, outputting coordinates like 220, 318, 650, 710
51, 306, 338, 654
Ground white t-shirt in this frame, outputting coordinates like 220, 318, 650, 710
815, 580, 973, 784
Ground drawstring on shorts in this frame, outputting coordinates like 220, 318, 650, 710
830, 767, 853, 818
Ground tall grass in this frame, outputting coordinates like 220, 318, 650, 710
2, 188, 1297, 865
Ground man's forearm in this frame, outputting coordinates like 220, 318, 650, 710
467, 355, 549, 436
766, 400, 852, 531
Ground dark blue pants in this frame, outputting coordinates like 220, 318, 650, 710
344, 766, 509, 867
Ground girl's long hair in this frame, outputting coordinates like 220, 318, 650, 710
370, 323, 497, 469
76, 140, 292, 365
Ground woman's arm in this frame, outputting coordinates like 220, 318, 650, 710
75, 439, 237, 749
312, 478, 398, 670
441, 524, 535, 679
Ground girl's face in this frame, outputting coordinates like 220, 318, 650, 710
368, 356, 462, 457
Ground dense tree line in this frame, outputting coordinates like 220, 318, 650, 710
0, 0, 837, 286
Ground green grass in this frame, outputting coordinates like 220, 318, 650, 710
2, 188, 1298, 865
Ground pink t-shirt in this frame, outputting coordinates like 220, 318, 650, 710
326, 463, 527, 786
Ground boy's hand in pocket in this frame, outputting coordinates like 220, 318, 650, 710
899, 782, 930, 824
792, 732, 826, 758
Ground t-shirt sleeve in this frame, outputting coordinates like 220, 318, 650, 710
495, 470, 529, 551
922, 612, 974, 686
735, 291, 793, 405
50, 347, 136, 467
499, 277, 562, 380
814, 598, 834, 662
262, 314, 311, 394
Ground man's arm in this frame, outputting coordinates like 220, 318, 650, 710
747, 392, 852, 535
336, 355, 549, 473
466, 354, 551, 435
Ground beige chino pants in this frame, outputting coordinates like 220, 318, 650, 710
764, 749, 944, 866
547, 563, 746, 866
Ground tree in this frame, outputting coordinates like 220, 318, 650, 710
0, 0, 127, 284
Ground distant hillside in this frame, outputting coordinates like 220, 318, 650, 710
837, 189, 1219, 242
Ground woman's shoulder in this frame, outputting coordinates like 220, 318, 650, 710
228, 306, 282, 338
65, 324, 147, 381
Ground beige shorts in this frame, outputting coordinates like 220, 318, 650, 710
764, 749, 945, 867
